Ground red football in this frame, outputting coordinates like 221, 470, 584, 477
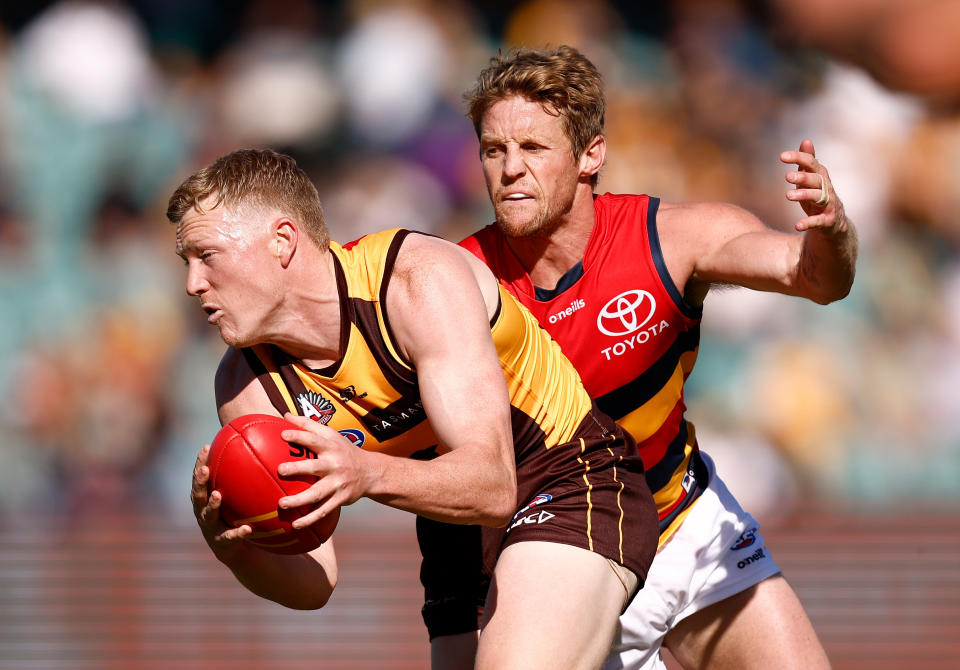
207, 414, 340, 554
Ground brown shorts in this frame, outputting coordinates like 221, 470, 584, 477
482, 407, 658, 598
418, 406, 659, 638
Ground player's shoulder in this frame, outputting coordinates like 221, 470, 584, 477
656, 200, 769, 270
395, 229, 481, 276
594, 191, 654, 214
657, 199, 765, 241
389, 230, 499, 314
214, 347, 255, 399
214, 347, 276, 422
657, 200, 757, 226
592, 192, 659, 235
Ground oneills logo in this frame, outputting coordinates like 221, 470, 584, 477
548, 299, 586, 324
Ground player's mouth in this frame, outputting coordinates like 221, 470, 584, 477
202, 304, 222, 324
501, 190, 533, 202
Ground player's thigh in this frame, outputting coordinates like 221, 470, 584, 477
664, 574, 830, 670
477, 541, 631, 670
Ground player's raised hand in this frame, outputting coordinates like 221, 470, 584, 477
277, 413, 373, 529
191, 443, 252, 558
781, 138, 848, 235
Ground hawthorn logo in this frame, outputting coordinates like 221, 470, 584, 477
338, 385, 367, 402
297, 391, 336, 425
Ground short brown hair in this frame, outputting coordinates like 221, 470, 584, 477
166, 148, 329, 249
465, 45, 605, 163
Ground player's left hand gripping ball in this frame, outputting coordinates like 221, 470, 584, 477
207, 414, 340, 554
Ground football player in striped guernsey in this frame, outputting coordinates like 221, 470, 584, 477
441, 45, 857, 670
169, 148, 659, 670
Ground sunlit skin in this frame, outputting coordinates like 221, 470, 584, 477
175, 196, 342, 364
175, 197, 286, 349
480, 95, 594, 238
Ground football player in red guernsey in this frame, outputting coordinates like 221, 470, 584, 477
434, 46, 856, 670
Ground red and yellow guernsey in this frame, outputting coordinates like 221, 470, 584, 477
461, 194, 706, 544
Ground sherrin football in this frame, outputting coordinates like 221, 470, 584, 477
207, 414, 339, 554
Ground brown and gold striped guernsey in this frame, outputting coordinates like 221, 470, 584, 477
243, 228, 659, 623
241, 228, 595, 464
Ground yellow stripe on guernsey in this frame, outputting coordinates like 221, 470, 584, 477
490, 283, 592, 447
655, 422, 699, 547
330, 233, 412, 374
611, 352, 700, 548
618, 363, 684, 443
679, 348, 698, 379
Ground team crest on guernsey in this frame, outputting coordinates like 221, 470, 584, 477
297, 391, 337, 425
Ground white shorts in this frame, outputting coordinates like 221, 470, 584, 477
602, 453, 781, 670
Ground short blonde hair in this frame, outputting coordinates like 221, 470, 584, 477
465, 45, 605, 183
167, 149, 329, 249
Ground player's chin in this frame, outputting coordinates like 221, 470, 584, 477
495, 209, 545, 238
217, 324, 249, 349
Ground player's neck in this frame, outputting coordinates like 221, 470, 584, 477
505, 200, 595, 291
268, 250, 343, 368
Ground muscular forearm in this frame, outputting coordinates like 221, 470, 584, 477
364, 447, 516, 527
219, 543, 337, 609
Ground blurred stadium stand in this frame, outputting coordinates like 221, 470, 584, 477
1, 508, 958, 670
1, 0, 959, 667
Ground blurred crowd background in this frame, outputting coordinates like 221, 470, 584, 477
2, 0, 958, 522
0, 0, 958, 667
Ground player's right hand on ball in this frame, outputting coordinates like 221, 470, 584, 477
191, 444, 251, 560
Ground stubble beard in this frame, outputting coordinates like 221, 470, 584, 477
494, 195, 573, 240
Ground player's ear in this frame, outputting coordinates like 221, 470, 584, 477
275, 218, 297, 267
579, 134, 605, 178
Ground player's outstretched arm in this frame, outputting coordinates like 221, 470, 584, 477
667, 138, 857, 305
190, 348, 338, 609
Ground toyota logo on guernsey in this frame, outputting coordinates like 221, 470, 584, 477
597, 290, 656, 335
597, 289, 670, 360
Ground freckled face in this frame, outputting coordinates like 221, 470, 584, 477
175, 200, 279, 347
480, 95, 582, 238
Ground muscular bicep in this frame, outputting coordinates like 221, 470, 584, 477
665, 201, 805, 298
386, 236, 514, 461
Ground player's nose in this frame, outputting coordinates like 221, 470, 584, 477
502, 146, 526, 179
185, 264, 209, 297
